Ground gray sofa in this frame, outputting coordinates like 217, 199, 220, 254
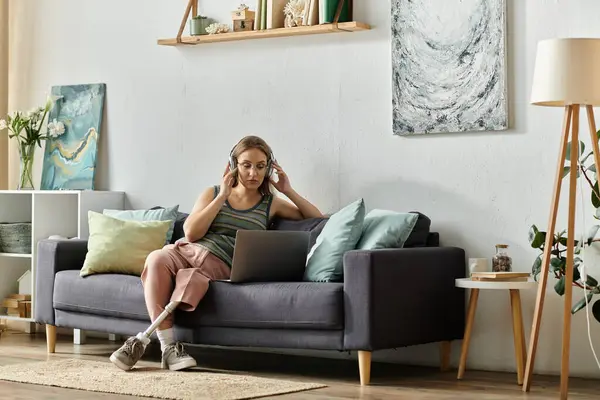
34, 213, 466, 385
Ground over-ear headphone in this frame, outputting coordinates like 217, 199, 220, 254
229, 143, 276, 177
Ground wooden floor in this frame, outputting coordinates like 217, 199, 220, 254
0, 329, 598, 399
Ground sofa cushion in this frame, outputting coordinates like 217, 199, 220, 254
304, 198, 366, 282
54, 270, 149, 321
404, 212, 432, 248
270, 217, 328, 249
104, 205, 179, 244
179, 281, 344, 330
356, 209, 419, 250
80, 211, 171, 277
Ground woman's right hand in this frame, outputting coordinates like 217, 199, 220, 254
219, 163, 236, 200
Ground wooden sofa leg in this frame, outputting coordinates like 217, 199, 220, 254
358, 351, 371, 386
440, 341, 451, 372
46, 325, 57, 353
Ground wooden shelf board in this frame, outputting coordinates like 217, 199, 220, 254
157, 22, 371, 46
0, 315, 34, 322
0, 253, 32, 259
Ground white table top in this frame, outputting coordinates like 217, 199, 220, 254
455, 278, 538, 290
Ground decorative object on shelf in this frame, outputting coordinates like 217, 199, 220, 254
40, 83, 106, 191
492, 244, 512, 272
0, 97, 65, 190
232, 4, 255, 32
283, 0, 306, 27
0, 222, 32, 254
17, 270, 32, 296
1, 294, 31, 318
391, 0, 508, 135
205, 23, 230, 35
190, 14, 209, 35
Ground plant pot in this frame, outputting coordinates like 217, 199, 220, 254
190, 18, 209, 36
17, 142, 36, 190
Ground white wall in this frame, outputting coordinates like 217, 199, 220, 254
8, 0, 600, 379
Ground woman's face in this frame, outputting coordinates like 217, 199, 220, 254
236, 148, 269, 190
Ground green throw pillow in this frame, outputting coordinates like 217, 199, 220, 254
103, 205, 179, 244
356, 209, 419, 250
80, 211, 172, 277
304, 198, 365, 282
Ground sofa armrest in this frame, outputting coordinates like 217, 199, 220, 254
343, 247, 466, 351
34, 239, 88, 325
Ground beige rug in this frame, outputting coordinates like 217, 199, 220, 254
0, 358, 326, 400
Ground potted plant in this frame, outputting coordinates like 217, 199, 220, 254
0, 97, 65, 190
190, 15, 210, 36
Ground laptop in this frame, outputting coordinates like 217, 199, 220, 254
223, 230, 310, 283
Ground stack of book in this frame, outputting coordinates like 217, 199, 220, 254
470, 272, 532, 282
254, 0, 352, 30
1, 294, 31, 318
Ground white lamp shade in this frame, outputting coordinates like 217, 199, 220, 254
531, 38, 600, 107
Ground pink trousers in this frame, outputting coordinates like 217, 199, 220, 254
140, 242, 230, 329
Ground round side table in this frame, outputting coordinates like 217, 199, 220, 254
455, 278, 537, 385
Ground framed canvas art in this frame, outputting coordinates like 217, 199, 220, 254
40, 84, 106, 190
391, 0, 508, 135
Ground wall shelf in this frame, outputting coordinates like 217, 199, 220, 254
157, 21, 370, 46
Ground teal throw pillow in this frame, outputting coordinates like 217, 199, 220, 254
356, 209, 419, 250
103, 205, 179, 245
304, 198, 365, 282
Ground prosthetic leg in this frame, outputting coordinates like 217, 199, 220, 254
110, 301, 181, 371
140, 301, 180, 340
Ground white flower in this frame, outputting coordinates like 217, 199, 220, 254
0, 120, 6, 130
48, 119, 65, 138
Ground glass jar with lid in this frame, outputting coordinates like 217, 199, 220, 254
492, 244, 512, 272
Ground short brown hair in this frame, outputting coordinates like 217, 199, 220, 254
231, 135, 274, 196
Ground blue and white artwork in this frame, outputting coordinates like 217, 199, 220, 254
391, 0, 507, 135
41, 84, 106, 190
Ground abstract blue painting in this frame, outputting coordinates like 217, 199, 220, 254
391, 0, 508, 135
40, 84, 106, 190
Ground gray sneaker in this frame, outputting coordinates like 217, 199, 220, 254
110, 333, 150, 371
161, 342, 197, 371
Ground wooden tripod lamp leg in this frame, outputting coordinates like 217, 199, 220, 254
523, 105, 573, 392
560, 104, 580, 399
586, 106, 600, 180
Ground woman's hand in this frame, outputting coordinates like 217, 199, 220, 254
219, 163, 236, 200
270, 163, 292, 195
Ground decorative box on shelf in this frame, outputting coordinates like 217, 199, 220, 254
231, 7, 255, 32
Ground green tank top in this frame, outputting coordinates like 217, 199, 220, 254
193, 185, 273, 267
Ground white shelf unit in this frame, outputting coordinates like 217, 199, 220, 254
0, 190, 125, 328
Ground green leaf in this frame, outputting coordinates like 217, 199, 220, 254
588, 225, 600, 245
563, 166, 571, 178
593, 182, 600, 208
593, 300, 600, 323
550, 257, 566, 273
555, 276, 566, 296
588, 164, 597, 173
572, 293, 594, 314
587, 275, 599, 288
573, 264, 581, 282
531, 255, 542, 279
566, 141, 586, 161
528, 226, 546, 249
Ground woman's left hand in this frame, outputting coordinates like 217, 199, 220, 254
270, 163, 292, 194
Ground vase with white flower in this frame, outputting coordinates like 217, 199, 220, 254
0, 97, 65, 190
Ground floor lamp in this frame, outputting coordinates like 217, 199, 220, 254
523, 38, 600, 399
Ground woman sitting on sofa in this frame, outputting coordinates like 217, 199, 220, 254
110, 135, 324, 372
